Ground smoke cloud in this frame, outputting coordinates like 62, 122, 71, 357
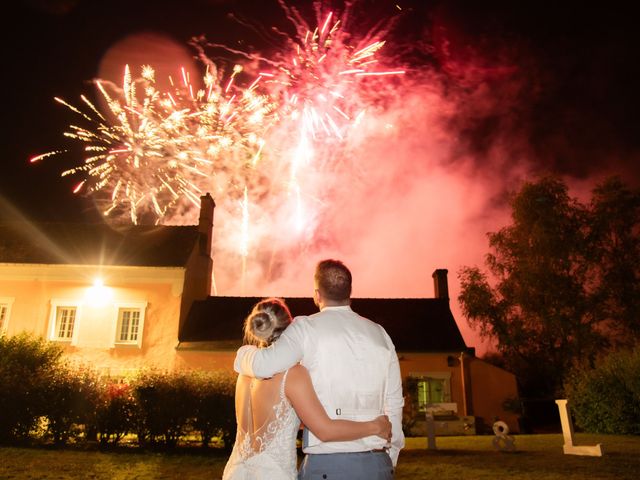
75, 1, 640, 355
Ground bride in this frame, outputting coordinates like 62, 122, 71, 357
222, 298, 391, 480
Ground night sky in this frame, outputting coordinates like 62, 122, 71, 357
2, 0, 639, 350
3, 0, 639, 221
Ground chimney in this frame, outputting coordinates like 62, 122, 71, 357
198, 193, 215, 255
179, 194, 215, 336
432, 269, 449, 300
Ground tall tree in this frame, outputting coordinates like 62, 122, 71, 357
589, 177, 640, 344
459, 176, 639, 397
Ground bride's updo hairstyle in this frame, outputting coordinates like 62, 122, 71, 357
243, 298, 292, 347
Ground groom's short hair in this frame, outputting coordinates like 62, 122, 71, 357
315, 259, 352, 302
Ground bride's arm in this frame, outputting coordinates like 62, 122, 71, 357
284, 365, 391, 442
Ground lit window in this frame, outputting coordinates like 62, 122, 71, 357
411, 373, 452, 412
117, 308, 140, 343
417, 378, 445, 411
48, 300, 82, 344
0, 298, 14, 334
0, 304, 8, 333
113, 302, 146, 347
54, 306, 77, 340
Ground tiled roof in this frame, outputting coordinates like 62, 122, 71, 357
179, 295, 470, 353
0, 222, 200, 267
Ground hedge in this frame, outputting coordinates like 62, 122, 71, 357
0, 333, 237, 448
0, 333, 63, 442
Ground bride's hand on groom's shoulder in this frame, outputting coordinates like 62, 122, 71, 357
372, 415, 392, 441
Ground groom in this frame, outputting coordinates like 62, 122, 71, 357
234, 259, 404, 479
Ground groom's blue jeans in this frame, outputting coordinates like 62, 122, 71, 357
297, 451, 394, 479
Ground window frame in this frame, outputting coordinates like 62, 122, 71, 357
112, 301, 147, 348
410, 371, 453, 412
48, 299, 82, 345
0, 297, 15, 334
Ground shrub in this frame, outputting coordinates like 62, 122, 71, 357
401, 376, 420, 435
0, 333, 63, 442
565, 347, 640, 434
132, 370, 196, 448
92, 380, 137, 447
42, 366, 100, 445
189, 370, 236, 449
0, 333, 239, 448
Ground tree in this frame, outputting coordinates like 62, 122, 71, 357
589, 177, 640, 344
458, 176, 640, 397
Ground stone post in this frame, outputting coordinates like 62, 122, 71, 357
425, 412, 437, 450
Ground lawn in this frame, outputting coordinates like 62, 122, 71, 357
1, 434, 638, 479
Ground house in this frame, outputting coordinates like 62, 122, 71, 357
0, 194, 215, 375
177, 272, 520, 435
0, 194, 520, 434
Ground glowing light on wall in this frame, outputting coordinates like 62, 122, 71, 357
85, 278, 113, 307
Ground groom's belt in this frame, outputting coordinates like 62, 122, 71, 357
306, 449, 388, 455
333, 408, 381, 416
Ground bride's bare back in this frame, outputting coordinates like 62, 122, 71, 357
223, 370, 300, 479
236, 372, 290, 450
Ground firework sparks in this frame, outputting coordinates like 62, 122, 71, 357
192, 2, 405, 242
240, 185, 250, 293
262, 4, 404, 139
254, 4, 405, 235
34, 63, 274, 224
36, 1, 408, 290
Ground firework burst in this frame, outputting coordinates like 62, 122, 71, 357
35, 0, 409, 290
193, 2, 405, 240
254, 1, 405, 233
262, 3, 404, 143
33, 63, 274, 224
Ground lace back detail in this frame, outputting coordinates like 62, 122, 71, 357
229, 369, 300, 474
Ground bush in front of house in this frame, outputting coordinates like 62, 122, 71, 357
401, 376, 421, 436
189, 369, 237, 450
92, 380, 137, 447
42, 365, 100, 445
0, 333, 238, 448
0, 333, 64, 442
565, 347, 640, 435
132, 370, 197, 448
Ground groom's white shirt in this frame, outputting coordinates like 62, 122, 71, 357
234, 305, 405, 466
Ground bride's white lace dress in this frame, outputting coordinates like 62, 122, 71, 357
223, 370, 300, 480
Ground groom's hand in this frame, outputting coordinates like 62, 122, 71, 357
373, 415, 392, 442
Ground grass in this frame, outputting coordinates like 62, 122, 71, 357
1, 434, 638, 479
398, 434, 639, 480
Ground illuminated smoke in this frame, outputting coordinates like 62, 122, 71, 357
37, 1, 608, 353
